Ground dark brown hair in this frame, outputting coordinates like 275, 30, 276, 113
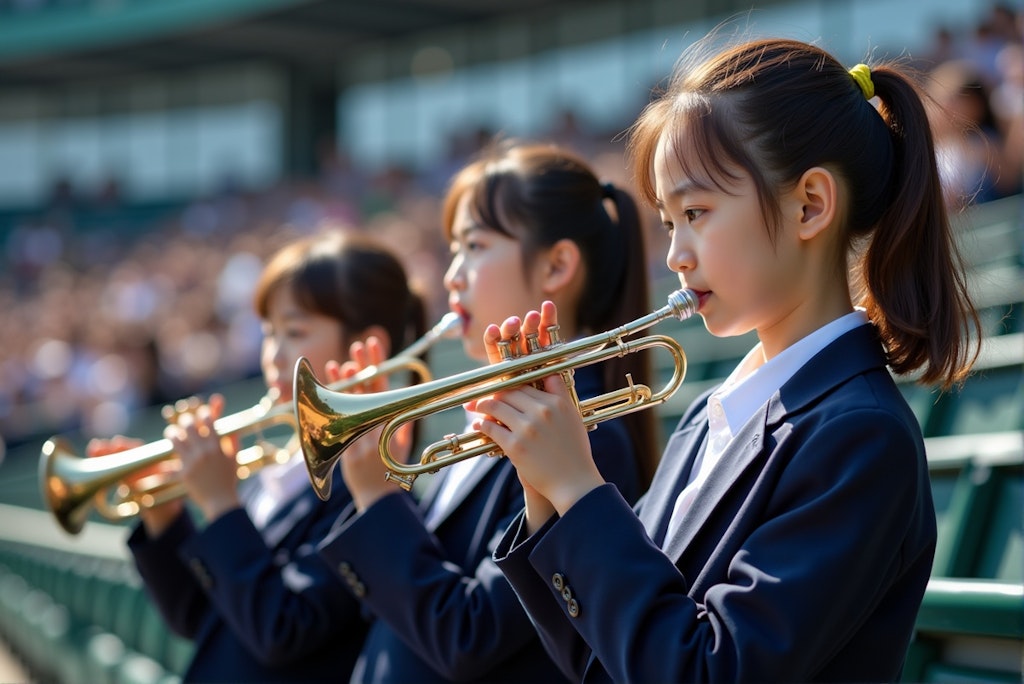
254, 230, 427, 360
442, 140, 660, 486
628, 38, 979, 389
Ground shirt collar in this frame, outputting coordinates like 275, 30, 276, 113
712, 310, 869, 434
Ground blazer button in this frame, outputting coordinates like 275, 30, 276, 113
567, 598, 580, 618
337, 562, 354, 579
551, 573, 565, 591
561, 586, 573, 602
351, 581, 367, 598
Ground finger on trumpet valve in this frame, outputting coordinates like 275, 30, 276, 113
525, 331, 542, 353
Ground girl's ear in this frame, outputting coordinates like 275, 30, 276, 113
539, 238, 582, 294
793, 166, 838, 241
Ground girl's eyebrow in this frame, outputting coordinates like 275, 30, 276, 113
655, 179, 699, 209
668, 179, 699, 199
278, 308, 310, 322
452, 223, 486, 240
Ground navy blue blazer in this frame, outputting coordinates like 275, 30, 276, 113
317, 363, 644, 683
128, 463, 368, 683
495, 324, 936, 682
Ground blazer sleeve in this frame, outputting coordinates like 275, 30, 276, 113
169, 504, 365, 666
316, 415, 639, 682
318, 477, 535, 681
127, 510, 211, 639
492, 510, 593, 681
502, 406, 931, 682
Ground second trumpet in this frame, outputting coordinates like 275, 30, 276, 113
296, 288, 701, 497
40, 312, 461, 535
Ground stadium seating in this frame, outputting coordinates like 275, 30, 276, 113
0, 194, 1019, 683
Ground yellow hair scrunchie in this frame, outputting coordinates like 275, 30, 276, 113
848, 63, 874, 100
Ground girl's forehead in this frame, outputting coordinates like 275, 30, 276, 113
653, 133, 703, 192
265, 284, 307, 315
654, 126, 751, 199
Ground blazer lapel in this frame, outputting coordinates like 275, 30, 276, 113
659, 324, 890, 562
661, 406, 768, 560
638, 415, 708, 543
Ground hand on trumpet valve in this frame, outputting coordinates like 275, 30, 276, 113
162, 393, 241, 523
330, 337, 414, 511
466, 302, 604, 528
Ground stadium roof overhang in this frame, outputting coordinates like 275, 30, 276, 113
0, 0, 570, 89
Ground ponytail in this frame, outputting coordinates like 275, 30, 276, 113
854, 66, 980, 389
598, 183, 659, 487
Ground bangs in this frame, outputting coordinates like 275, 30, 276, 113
441, 157, 525, 243
629, 89, 782, 238
630, 92, 747, 204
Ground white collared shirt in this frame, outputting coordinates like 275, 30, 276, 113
664, 310, 869, 543
248, 451, 310, 528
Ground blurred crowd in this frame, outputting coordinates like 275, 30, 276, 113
1, 3, 1021, 454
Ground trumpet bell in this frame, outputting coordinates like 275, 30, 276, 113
296, 356, 444, 499
296, 358, 371, 499
40, 437, 90, 535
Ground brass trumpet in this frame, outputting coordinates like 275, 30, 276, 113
296, 288, 700, 497
40, 313, 461, 535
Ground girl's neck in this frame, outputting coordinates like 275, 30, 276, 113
758, 293, 854, 360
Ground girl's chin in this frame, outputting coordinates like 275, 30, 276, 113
460, 335, 489, 361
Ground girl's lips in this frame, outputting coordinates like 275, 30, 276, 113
450, 303, 471, 334
684, 289, 711, 311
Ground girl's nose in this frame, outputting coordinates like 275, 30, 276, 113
665, 233, 695, 273
443, 256, 464, 291
262, 338, 284, 372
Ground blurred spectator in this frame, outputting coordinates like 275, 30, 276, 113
926, 59, 1009, 208
0, 2, 1020, 452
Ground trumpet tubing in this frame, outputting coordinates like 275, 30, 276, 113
40, 313, 460, 536
296, 288, 700, 497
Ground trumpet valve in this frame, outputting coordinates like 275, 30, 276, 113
546, 324, 561, 346
497, 339, 516, 361
162, 396, 201, 425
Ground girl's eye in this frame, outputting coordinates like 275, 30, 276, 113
450, 239, 483, 255
683, 208, 704, 223
662, 220, 675, 234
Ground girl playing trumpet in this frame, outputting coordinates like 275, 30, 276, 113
472, 36, 979, 682
89, 230, 426, 682
317, 140, 658, 682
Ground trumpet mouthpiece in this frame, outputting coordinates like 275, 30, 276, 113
436, 312, 462, 338
667, 289, 701, 321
